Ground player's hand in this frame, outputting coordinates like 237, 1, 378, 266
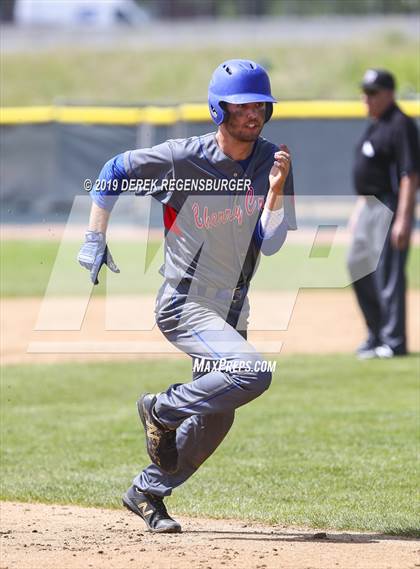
391, 217, 411, 250
269, 144, 291, 195
77, 230, 120, 285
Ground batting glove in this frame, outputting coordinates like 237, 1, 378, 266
77, 230, 120, 285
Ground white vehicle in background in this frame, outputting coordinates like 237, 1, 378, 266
15, 0, 151, 26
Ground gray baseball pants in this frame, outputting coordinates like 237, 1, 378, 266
133, 279, 272, 496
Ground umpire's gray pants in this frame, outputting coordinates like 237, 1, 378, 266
347, 195, 408, 353
133, 280, 272, 496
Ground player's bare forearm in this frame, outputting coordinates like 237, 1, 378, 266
391, 173, 418, 249
265, 189, 283, 211
396, 174, 417, 222
267, 144, 291, 210
88, 202, 111, 234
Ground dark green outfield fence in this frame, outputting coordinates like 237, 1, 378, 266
0, 102, 418, 223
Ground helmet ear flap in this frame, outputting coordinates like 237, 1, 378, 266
209, 103, 219, 121
208, 97, 225, 125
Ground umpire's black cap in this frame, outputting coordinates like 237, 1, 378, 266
361, 69, 396, 94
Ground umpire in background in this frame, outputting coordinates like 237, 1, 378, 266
348, 69, 419, 359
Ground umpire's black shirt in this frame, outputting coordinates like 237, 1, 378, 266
353, 102, 419, 197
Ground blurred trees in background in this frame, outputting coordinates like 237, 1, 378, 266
0, 0, 16, 22
141, 0, 420, 18
1, 0, 418, 23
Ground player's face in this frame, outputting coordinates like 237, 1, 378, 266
224, 102, 266, 142
363, 89, 394, 119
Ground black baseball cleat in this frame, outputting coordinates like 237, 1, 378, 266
137, 393, 178, 474
122, 485, 181, 533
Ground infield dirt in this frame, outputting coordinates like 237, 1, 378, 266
1, 290, 419, 365
1, 502, 419, 569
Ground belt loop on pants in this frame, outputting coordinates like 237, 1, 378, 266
175, 278, 248, 303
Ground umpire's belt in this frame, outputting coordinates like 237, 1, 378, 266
174, 278, 248, 303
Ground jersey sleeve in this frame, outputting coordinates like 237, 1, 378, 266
90, 153, 128, 211
392, 116, 420, 179
91, 142, 175, 211
123, 142, 175, 204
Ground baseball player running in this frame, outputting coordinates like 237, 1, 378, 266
78, 60, 296, 533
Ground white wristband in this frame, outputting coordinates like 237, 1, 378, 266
260, 207, 285, 238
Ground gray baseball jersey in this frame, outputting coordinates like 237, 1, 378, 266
94, 132, 296, 289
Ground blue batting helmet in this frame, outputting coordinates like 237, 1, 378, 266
208, 59, 276, 126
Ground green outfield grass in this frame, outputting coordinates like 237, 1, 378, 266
1, 240, 419, 296
1, 356, 418, 535
1, 35, 418, 105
